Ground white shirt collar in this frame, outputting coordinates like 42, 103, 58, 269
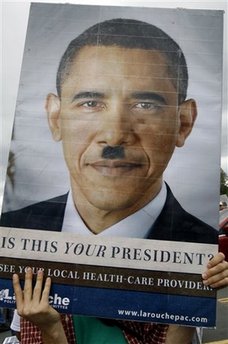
62, 182, 167, 239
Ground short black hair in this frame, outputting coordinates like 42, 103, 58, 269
57, 18, 188, 104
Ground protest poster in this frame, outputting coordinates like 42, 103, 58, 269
0, 3, 224, 327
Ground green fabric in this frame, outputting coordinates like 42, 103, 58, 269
73, 315, 127, 344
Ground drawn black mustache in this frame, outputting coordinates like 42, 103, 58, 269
101, 145, 125, 160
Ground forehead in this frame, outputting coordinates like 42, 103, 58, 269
69, 45, 169, 75
62, 45, 174, 95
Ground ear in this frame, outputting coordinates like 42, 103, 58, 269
176, 99, 197, 147
45, 93, 62, 141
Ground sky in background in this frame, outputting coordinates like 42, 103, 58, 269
0, 0, 227, 219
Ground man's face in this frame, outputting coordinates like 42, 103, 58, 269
47, 46, 195, 213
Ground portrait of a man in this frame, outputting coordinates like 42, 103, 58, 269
0, 4, 223, 244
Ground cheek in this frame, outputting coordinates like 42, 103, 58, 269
139, 121, 178, 152
138, 120, 178, 169
61, 117, 95, 144
61, 122, 91, 167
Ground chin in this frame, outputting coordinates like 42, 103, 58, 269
88, 192, 136, 212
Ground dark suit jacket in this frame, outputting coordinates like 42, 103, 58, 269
0, 185, 217, 244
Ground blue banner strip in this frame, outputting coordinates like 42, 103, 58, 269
0, 278, 216, 327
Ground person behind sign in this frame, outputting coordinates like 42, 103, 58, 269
1, 17, 228, 343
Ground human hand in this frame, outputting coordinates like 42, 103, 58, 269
13, 268, 67, 343
165, 325, 194, 344
202, 252, 228, 288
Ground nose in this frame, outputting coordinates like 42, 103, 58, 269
97, 102, 136, 146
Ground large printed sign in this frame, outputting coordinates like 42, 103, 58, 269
1, 227, 217, 326
0, 3, 224, 327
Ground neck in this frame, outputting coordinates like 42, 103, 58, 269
70, 180, 163, 234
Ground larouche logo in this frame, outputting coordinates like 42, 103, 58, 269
49, 293, 70, 310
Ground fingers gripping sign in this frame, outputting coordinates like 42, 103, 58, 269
12, 268, 68, 344
202, 252, 228, 288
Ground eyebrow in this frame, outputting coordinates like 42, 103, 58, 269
72, 91, 105, 102
130, 92, 167, 104
71, 91, 167, 105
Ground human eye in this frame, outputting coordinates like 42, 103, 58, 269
78, 100, 105, 111
81, 100, 99, 108
133, 102, 162, 111
71, 92, 106, 112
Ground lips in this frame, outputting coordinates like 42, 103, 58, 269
88, 160, 143, 176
